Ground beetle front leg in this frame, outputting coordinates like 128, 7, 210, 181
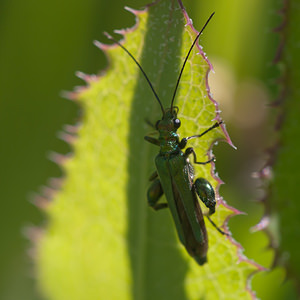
179, 121, 223, 149
147, 178, 168, 210
144, 135, 160, 146
145, 118, 156, 129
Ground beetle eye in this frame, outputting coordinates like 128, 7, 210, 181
173, 118, 181, 128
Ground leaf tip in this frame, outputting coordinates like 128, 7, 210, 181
47, 151, 72, 166
124, 6, 142, 15
30, 193, 51, 210
58, 131, 77, 144
23, 226, 44, 258
60, 90, 79, 101
76, 71, 98, 83
94, 39, 108, 51
251, 216, 270, 233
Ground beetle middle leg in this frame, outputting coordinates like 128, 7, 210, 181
147, 178, 168, 210
185, 147, 215, 165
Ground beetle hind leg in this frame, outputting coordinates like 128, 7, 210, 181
194, 178, 216, 215
149, 171, 158, 181
194, 178, 229, 236
147, 178, 168, 211
206, 216, 229, 236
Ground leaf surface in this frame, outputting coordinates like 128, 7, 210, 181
37, 1, 260, 299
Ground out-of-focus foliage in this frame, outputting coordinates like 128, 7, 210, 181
0, 0, 298, 299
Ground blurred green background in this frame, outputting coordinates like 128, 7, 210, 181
0, 0, 294, 299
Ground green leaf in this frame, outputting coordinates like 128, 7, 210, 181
36, 1, 260, 299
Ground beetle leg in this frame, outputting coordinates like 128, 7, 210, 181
194, 178, 216, 215
147, 178, 168, 210
144, 135, 160, 146
179, 138, 188, 149
206, 216, 229, 236
149, 171, 158, 181
145, 118, 155, 129
194, 178, 229, 236
185, 148, 215, 213
185, 147, 215, 165
179, 122, 222, 149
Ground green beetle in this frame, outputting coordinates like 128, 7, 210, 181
107, 13, 226, 265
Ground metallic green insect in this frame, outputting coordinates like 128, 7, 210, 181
107, 12, 227, 265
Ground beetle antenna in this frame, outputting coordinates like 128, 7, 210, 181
170, 12, 215, 111
104, 33, 165, 116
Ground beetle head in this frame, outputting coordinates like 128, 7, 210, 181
156, 106, 181, 131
